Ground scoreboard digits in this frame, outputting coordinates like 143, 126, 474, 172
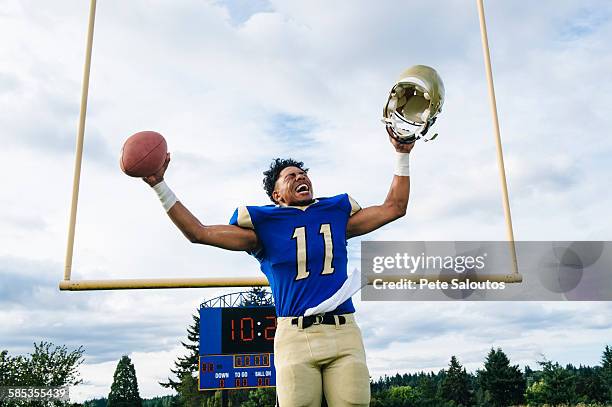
199, 306, 277, 391
199, 353, 275, 390
220, 308, 276, 354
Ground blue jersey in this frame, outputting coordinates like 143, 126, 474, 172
229, 194, 361, 317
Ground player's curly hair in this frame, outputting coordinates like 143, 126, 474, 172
263, 158, 308, 203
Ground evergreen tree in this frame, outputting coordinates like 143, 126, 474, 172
160, 312, 200, 391
159, 310, 216, 405
602, 344, 612, 402
83, 398, 107, 407
439, 356, 472, 407
175, 373, 210, 407
415, 373, 439, 407
574, 365, 606, 403
242, 387, 276, 407
537, 360, 576, 406
244, 287, 273, 306
107, 355, 143, 407
142, 395, 179, 407
477, 347, 525, 406
523, 365, 536, 384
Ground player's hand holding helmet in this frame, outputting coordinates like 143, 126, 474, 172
382, 65, 445, 143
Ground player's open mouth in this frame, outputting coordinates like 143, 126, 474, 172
296, 184, 310, 193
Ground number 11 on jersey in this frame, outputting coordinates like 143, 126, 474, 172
291, 223, 335, 281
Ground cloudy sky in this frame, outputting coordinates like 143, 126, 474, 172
1, 0, 611, 402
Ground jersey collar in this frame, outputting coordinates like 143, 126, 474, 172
277, 199, 319, 211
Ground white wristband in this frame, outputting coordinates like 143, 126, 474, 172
394, 152, 410, 176
152, 180, 178, 212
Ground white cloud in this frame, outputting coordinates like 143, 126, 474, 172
1, 0, 611, 400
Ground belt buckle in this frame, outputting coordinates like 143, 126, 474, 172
313, 314, 324, 325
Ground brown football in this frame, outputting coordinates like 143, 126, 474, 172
120, 131, 167, 177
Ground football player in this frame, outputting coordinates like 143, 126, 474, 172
142, 132, 411, 406
144, 65, 443, 406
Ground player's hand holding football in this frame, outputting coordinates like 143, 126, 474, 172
387, 126, 415, 154
143, 153, 170, 187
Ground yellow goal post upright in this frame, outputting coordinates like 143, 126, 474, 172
59, 0, 521, 292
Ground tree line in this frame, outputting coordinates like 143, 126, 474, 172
3, 341, 611, 406
2, 285, 611, 407
369, 346, 612, 407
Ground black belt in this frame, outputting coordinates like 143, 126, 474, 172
291, 314, 346, 329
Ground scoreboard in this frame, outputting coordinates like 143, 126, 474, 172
199, 306, 277, 391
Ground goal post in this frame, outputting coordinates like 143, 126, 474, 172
60, 0, 521, 292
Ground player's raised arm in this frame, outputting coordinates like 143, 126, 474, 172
346, 130, 414, 238
142, 153, 259, 251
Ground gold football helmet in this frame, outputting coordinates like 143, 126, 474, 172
382, 65, 445, 143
